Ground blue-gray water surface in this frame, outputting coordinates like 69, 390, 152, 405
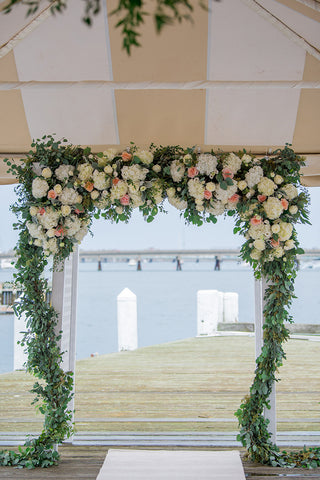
0, 261, 319, 374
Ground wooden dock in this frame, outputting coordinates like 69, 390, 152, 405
0, 336, 319, 478
0, 336, 319, 434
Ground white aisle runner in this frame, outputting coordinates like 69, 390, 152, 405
96, 449, 246, 480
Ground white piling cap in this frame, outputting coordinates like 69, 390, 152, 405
117, 287, 136, 299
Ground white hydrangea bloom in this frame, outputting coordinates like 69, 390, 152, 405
55, 164, 75, 181
196, 154, 218, 176
248, 222, 272, 240
245, 166, 264, 188
215, 183, 237, 203
281, 184, 298, 200
136, 150, 153, 165
241, 154, 252, 165
37, 208, 60, 230
27, 221, 44, 239
257, 177, 276, 196
278, 221, 293, 241
78, 163, 93, 181
64, 216, 82, 236
188, 179, 205, 200
170, 160, 185, 182
32, 177, 49, 198
73, 227, 87, 243
121, 164, 149, 182
111, 180, 128, 200
223, 152, 242, 174
168, 195, 188, 210
93, 170, 108, 190
263, 197, 284, 220
59, 187, 80, 205
207, 200, 225, 216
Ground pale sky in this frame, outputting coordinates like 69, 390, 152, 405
0, 184, 319, 252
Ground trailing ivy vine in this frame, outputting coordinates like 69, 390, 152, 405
0, 136, 319, 469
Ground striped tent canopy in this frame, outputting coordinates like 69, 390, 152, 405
0, 0, 319, 185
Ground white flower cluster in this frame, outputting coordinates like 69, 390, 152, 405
215, 183, 237, 204
136, 150, 154, 165
167, 188, 187, 210
196, 154, 218, 176
223, 153, 242, 174
257, 177, 276, 196
245, 166, 264, 188
55, 164, 75, 181
281, 184, 298, 200
188, 179, 205, 200
32, 177, 49, 198
248, 222, 272, 240
121, 165, 149, 182
170, 160, 185, 182
263, 197, 284, 220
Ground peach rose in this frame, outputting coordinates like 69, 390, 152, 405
281, 198, 289, 210
222, 168, 234, 179
120, 194, 130, 206
39, 207, 46, 215
228, 193, 240, 204
55, 226, 65, 237
250, 215, 262, 226
270, 238, 280, 248
257, 195, 267, 203
47, 190, 57, 200
187, 167, 199, 178
121, 151, 132, 161
204, 190, 212, 200
112, 177, 120, 186
85, 181, 94, 192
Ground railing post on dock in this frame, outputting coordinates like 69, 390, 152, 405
51, 246, 79, 443
223, 292, 239, 323
255, 277, 276, 443
197, 290, 221, 336
117, 288, 138, 351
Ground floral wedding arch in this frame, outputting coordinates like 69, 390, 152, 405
0, 135, 319, 469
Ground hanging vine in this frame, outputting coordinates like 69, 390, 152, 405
0, 135, 319, 468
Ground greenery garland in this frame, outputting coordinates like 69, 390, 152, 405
0, 135, 319, 469
2, 0, 209, 54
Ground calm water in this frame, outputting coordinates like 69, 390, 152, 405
0, 261, 319, 374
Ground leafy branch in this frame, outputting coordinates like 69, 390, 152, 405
1, 0, 211, 54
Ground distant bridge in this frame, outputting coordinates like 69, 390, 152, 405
1, 248, 320, 264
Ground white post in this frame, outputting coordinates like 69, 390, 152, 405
255, 277, 276, 443
223, 292, 239, 323
197, 290, 220, 336
217, 291, 224, 324
117, 288, 138, 351
13, 298, 28, 370
51, 246, 79, 442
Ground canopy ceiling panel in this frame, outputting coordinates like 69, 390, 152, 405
0, 0, 319, 185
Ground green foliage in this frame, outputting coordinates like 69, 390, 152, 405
1, 0, 211, 54
1, 138, 318, 470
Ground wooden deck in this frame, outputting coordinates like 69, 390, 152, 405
0, 336, 319, 433
0, 446, 319, 479
0, 336, 319, 478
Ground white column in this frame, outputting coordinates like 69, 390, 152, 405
117, 288, 138, 351
51, 246, 79, 441
254, 277, 276, 443
13, 298, 27, 370
197, 290, 220, 336
223, 292, 239, 323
